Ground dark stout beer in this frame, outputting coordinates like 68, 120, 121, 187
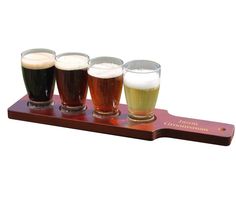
21, 49, 55, 107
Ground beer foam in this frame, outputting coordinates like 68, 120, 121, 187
88, 63, 123, 79
124, 70, 160, 89
21, 52, 55, 69
55, 54, 89, 70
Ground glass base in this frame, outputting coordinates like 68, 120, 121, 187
128, 113, 156, 123
60, 105, 87, 114
27, 100, 54, 109
93, 110, 120, 119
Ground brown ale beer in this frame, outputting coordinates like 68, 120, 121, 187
88, 57, 123, 117
55, 53, 89, 113
21, 48, 56, 108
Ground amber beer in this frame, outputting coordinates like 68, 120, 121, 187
88, 57, 123, 117
21, 48, 56, 108
123, 60, 161, 122
55, 53, 89, 112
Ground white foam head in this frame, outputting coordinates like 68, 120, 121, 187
88, 63, 123, 79
21, 52, 55, 69
55, 54, 89, 70
124, 69, 160, 89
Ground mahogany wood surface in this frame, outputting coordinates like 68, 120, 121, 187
8, 95, 234, 146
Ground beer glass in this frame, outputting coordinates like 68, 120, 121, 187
123, 60, 161, 122
88, 57, 123, 118
55, 52, 89, 113
21, 48, 56, 108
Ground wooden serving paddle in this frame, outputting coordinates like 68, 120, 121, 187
8, 95, 234, 146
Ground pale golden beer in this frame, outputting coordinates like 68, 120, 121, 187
124, 86, 160, 117
123, 60, 161, 122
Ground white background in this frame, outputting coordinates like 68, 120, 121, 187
0, 0, 235, 221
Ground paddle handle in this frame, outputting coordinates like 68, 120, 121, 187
158, 112, 234, 145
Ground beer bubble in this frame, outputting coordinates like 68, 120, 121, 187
88, 63, 123, 79
124, 69, 160, 90
55, 54, 89, 71
21, 52, 55, 70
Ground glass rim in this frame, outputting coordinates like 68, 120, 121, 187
55, 52, 89, 61
123, 60, 161, 74
89, 56, 124, 70
21, 48, 56, 58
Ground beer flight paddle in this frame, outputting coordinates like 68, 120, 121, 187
8, 95, 234, 146
8, 48, 235, 146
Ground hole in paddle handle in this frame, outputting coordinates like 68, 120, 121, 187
218, 127, 226, 131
